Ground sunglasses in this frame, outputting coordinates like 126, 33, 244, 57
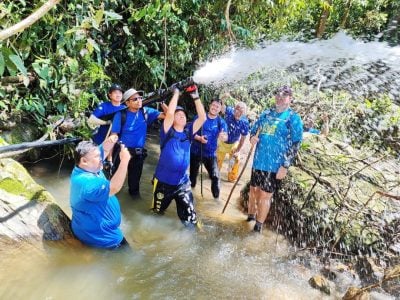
127, 96, 143, 102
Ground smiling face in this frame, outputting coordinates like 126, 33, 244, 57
174, 110, 187, 127
209, 100, 222, 117
234, 104, 246, 120
108, 90, 123, 105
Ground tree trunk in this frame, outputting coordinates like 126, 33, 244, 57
340, 0, 352, 29
316, 0, 333, 38
0, 0, 60, 41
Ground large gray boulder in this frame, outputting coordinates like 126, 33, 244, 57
0, 157, 75, 242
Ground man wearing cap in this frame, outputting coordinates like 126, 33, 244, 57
88, 83, 126, 145
216, 94, 250, 182
190, 98, 228, 200
247, 85, 303, 233
110, 88, 167, 197
152, 85, 206, 228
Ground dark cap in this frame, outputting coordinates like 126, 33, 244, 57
175, 105, 186, 113
108, 83, 124, 95
274, 85, 292, 96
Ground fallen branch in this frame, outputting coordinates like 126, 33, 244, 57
376, 191, 400, 201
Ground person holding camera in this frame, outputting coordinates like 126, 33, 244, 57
110, 88, 167, 198
70, 138, 131, 249
151, 85, 206, 228
190, 98, 228, 200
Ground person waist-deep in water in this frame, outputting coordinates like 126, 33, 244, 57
152, 85, 206, 228
69, 138, 130, 249
247, 86, 303, 233
110, 88, 167, 198
190, 98, 228, 200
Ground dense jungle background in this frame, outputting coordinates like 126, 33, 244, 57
1, 0, 400, 138
1, 1, 400, 298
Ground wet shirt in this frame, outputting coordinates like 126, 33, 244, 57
70, 166, 123, 248
224, 106, 249, 144
111, 107, 160, 148
155, 123, 194, 185
191, 115, 227, 158
251, 108, 303, 172
92, 102, 126, 145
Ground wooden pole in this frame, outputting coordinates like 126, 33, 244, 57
222, 128, 260, 214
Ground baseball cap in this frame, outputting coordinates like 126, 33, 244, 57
122, 88, 144, 102
274, 85, 293, 96
175, 105, 186, 113
108, 83, 124, 95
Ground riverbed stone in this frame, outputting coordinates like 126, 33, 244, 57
0, 157, 74, 242
309, 274, 331, 295
342, 287, 370, 300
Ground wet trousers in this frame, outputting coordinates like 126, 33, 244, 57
216, 140, 240, 182
189, 153, 220, 198
152, 179, 198, 226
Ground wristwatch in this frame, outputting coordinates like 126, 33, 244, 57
283, 161, 290, 168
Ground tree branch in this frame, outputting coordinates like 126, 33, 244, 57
0, 0, 60, 41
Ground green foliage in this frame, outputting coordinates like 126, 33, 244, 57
0, 0, 398, 139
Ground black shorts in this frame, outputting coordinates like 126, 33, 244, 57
250, 168, 281, 193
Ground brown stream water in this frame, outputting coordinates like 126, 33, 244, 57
0, 133, 391, 300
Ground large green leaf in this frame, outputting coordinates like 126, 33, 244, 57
9, 54, 27, 75
1, 47, 17, 76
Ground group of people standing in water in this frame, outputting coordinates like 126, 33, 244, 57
70, 81, 330, 249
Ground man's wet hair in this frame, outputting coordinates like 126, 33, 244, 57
74, 141, 98, 165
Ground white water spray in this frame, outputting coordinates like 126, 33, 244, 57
193, 32, 400, 102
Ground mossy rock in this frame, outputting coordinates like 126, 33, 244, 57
0, 158, 54, 202
0, 157, 73, 242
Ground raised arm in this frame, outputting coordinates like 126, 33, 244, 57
189, 87, 206, 134
109, 144, 130, 196
163, 89, 180, 133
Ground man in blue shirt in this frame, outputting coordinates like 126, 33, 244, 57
70, 138, 130, 249
247, 86, 303, 233
152, 86, 206, 228
217, 96, 250, 182
88, 83, 126, 145
110, 88, 166, 197
190, 98, 228, 200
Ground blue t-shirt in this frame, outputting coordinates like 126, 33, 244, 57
111, 107, 160, 148
155, 123, 194, 185
251, 108, 303, 173
191, 115, 227, 158
92, 102, 126, 145
224, 106, 249, 144
70, 167, 123, 248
